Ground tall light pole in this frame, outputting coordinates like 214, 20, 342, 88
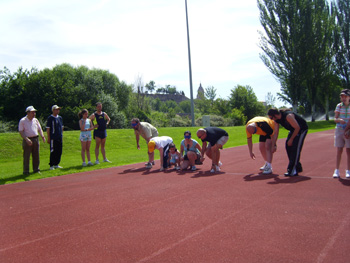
185, 0, 195, 126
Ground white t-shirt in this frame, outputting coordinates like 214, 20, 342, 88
151, 136, 173, 150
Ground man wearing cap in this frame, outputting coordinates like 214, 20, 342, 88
131, 118, 158, 167
246, 116, 279, 175
46, 105, 64, 170
18, 106, 46, 175
147, 136, 173, 171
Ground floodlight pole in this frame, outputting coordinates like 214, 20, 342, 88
185, 0, 195, 126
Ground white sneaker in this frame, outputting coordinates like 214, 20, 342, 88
218, 161, 223, 167
103, 159, 111, 163
333, 169, 340, 178
50, 166, 55, 170
54, 165, 63, 169
346, 170, 350, 178
87, 161, 93, 166
210, 165, 220, 173
95, 160, 100, 165
145, 162, 152, 169
262, 165, 272, 174
82, 162, 87, 167
260, 162, 267, 171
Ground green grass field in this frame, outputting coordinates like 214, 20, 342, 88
0, 121, 335, 185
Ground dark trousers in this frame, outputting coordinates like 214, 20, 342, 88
49, 139, 63, 166
286, 129, 308, 175
22, 136, 40, 174
162, 143, 170, 168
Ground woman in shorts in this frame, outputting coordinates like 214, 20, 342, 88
180, 131, 202, 171
79, 109, 96, 167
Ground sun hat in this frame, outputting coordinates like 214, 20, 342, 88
25, 106, 37, 112
148, 140, 156, 153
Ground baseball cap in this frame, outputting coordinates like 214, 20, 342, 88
340, 89, 350, 96
52, 105, 62, 111
148, 140, 156, 153
25, 106, 37, 112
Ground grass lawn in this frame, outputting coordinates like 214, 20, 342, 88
0, 120, 335, 185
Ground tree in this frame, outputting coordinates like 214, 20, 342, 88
258, 0, 336, 121
145, 80, 156, 94
205, 86, 217, 108
265, 92, 276, 108
332, 0, 350, 89
0, 64, 130, 129
258, 0, 307, 110
302, 0, 335, 121
229, 85, 265, 121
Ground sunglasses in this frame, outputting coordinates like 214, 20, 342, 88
184, 135, 191, 139
131, 123, 138, 127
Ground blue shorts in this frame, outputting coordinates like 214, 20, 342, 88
80, 133, 92, 142
94, 129, 107, 139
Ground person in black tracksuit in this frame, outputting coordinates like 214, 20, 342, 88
268, 108, 308, 176
46, 105, 64, 170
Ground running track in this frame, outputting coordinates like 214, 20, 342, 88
1, 129, 349, 263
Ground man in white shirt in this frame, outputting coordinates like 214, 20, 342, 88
18, 106, 46, 175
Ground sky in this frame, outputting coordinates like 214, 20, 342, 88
0, 0, 284, 106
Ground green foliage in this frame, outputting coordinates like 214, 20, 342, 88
258, 0, 337, 119
228, 108, 247, 126
229, 85, 265, 121
179, 100, 191, 113
0, 64, 131, 130
195, 115, 234, 127
332, 0, 350, 89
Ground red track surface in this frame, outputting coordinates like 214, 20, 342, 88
1, 130, 349, 263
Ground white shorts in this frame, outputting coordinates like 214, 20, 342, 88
208, 136, 229, 149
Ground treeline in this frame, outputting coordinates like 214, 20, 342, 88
0, 63, 272, 132
0, 64, 131, 131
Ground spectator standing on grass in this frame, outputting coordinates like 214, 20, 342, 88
18, 106, 46, 175
180, 131, 202, 171
331, 89, 350, 178
131, 118, 159, 168
246, 117, 278, 175
46, 105, 64, 170
196, 127, 229, 173
147, 136, 173, 171
267, 108, 308, 177
90, 102, 111, 164
79, 109, 97, 167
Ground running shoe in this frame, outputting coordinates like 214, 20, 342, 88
346, 170, 350, 178
333, 169, 340, 178
262, 165, 272, 174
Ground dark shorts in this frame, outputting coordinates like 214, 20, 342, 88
94, 129, 107, 139
258, 122, 273, 142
